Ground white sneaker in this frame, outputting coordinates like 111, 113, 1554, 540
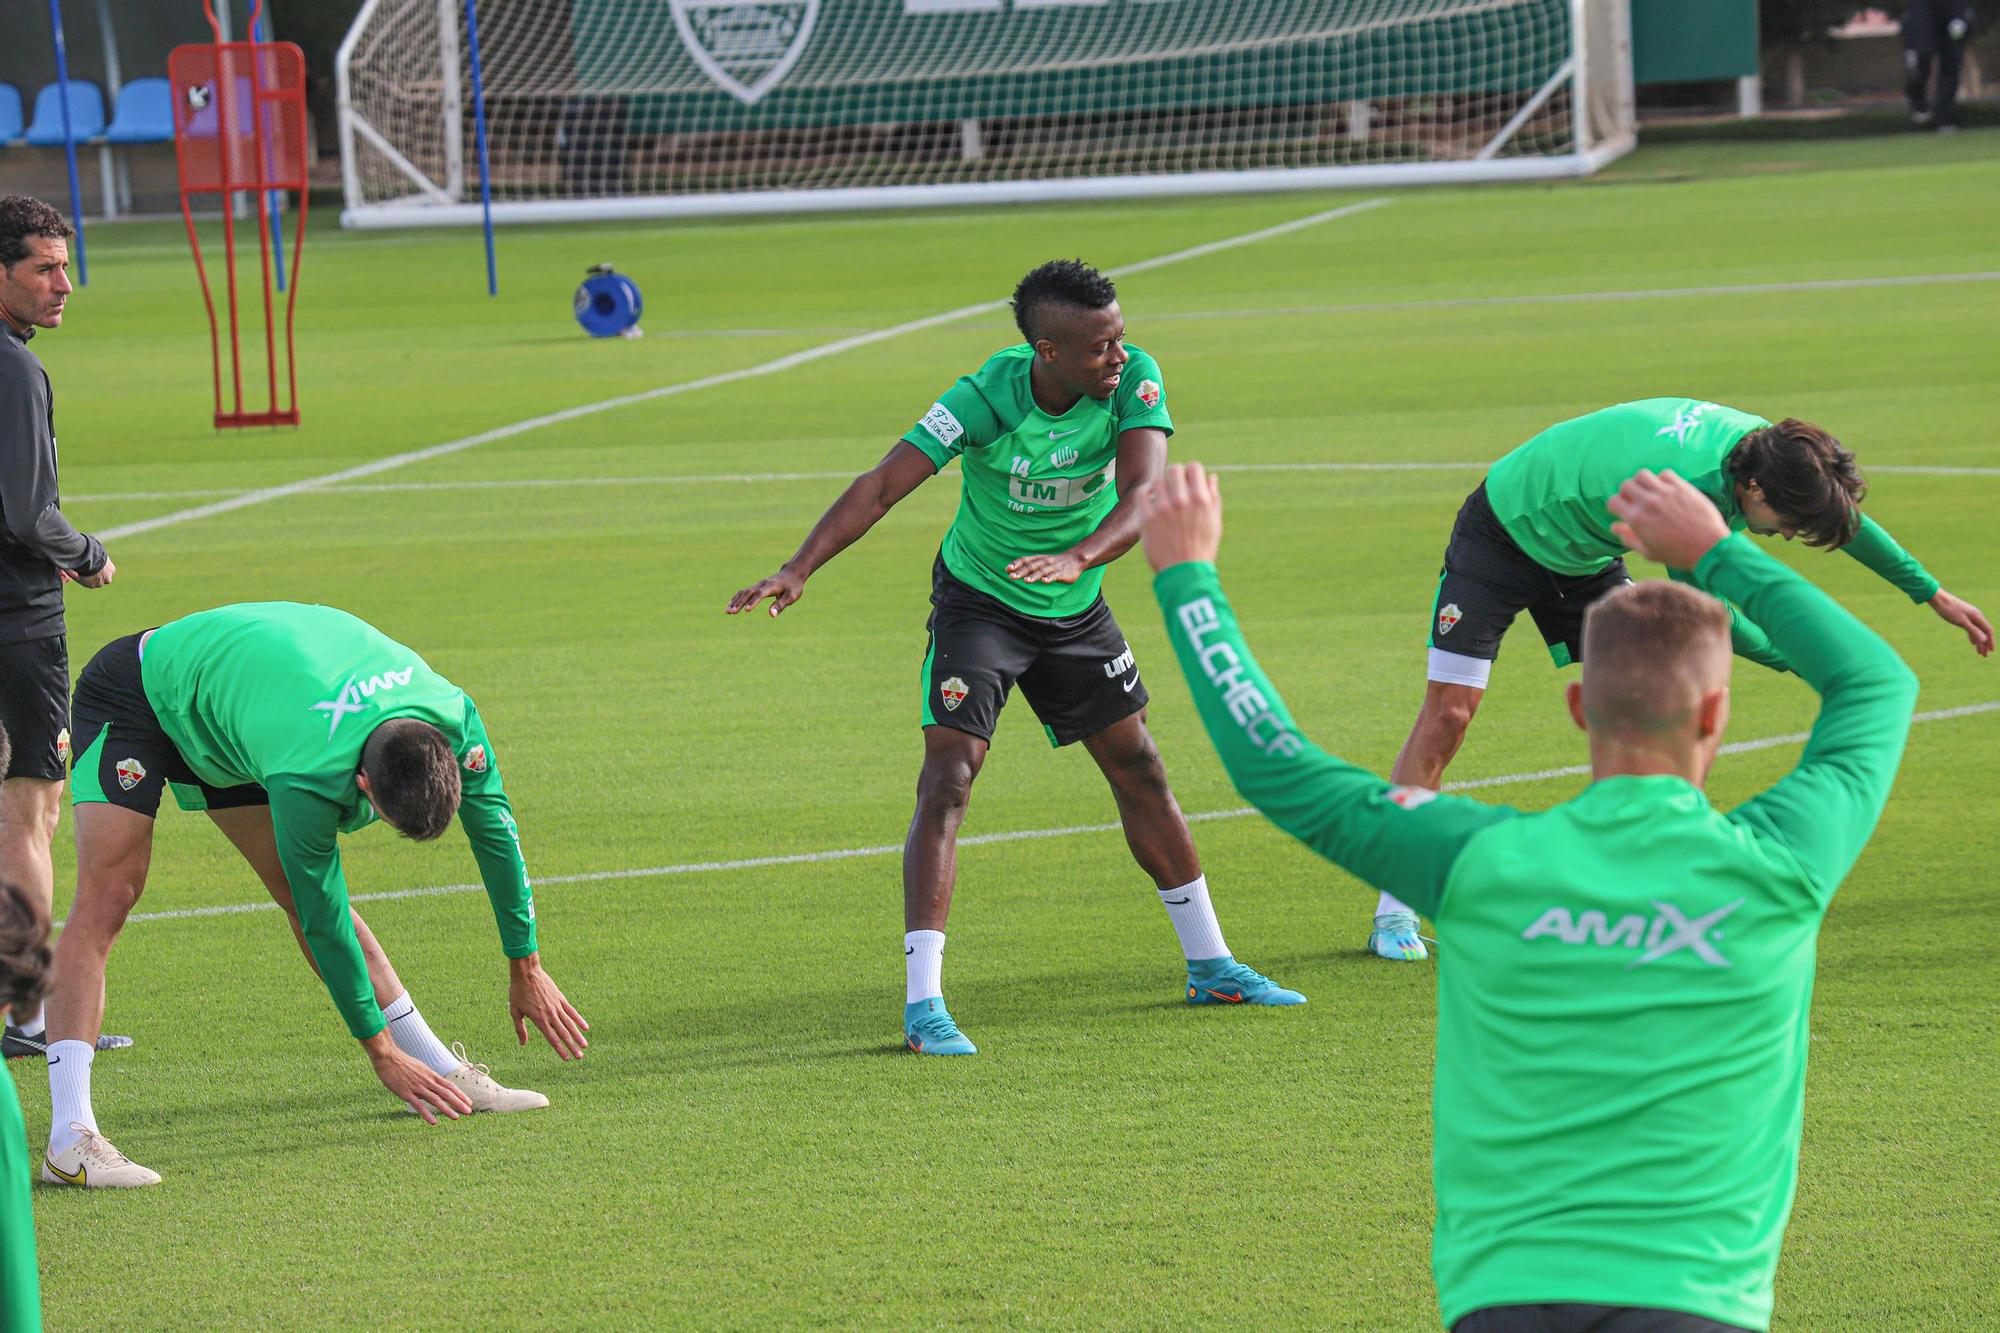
41, 1123, 162, 1188
444, 1042, 548, 1113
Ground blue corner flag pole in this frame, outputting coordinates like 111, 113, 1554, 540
464, 0, 498, 296
254, 7, 286, 292
47, 0, 87, 285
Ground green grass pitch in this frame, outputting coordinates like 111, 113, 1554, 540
11, 124, 1998, 1329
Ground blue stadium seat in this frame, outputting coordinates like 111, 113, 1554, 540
23, 81, 107, 145
104, 78, 173, 145
0, 85, 23, 143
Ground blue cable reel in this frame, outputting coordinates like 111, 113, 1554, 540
575, 263, 643, 337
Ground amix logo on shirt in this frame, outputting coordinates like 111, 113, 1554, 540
1520, 898, 1744, 969
310, 667, 416, 738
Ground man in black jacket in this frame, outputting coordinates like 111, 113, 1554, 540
1904, 0, 1975, 132
0, 196, 125, 1059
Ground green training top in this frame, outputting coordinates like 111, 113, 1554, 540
0, 1068, 40, 1332
134, 602, 537, 1040
1484, 399, 1940, 669
902, 344, 1173, 617
1155, 536, 1918, 1331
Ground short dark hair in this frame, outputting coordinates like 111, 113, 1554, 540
360, 719, 461, 841
1012, 259, 1117, 343
0, 880, 52, 1022
1727, 419, 1865, 549
0, 196, 73, 270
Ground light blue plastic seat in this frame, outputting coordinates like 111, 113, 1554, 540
104, 78, 173, 145
23, 81, 107, 145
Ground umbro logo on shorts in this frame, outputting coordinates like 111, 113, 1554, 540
115, 758, 147, 791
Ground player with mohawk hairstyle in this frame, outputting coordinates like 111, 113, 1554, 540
730, 258, 1304, 1056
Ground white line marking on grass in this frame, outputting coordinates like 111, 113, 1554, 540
93, 199, 1394, 544
1148, 271, 2000, 322
118, 700, 1999, 927
71, 457, 1999, 505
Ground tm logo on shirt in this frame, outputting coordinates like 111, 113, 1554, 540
310, 668, 416, 738
1521, 898, 1743, 969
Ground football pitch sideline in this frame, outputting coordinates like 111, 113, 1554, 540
14, 126, 1999, 1329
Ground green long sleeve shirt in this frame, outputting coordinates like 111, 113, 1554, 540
0, 1069, 40, 1332
1486, 397, 1941, 672
138, 603, 537, 1040
1155, 535, 1918, 1331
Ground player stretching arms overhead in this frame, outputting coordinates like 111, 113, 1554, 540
728, 259, 1303, 1056
1365, 398, 1989, 963
1141, 462, 1920, 1332
42, 603, 588, 1187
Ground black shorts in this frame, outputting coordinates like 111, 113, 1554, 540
0, 633, 70, 781
69, 631, 267, 818
921, 554, 1149, 747
1428, 482, 1632, 677
1453, 1303, 1755, 1333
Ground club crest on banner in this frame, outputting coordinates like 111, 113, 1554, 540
1437, 603, 1462, 636
115, 757, 147, 791
940, 676, 969, 711
671, 2, 821, 106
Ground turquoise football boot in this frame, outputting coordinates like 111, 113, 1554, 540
904, 998, 977, 1055
1367, 910, 1430, 962
1185, 956, 1306, 1006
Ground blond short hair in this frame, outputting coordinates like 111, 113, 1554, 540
1580, 582, 1732, 736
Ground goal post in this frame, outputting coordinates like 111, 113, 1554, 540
338, 0, 1635, 229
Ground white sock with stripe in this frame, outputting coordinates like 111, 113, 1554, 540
1159, 876, 1229, 962
905, 930, 945, 1004
382, 992, 459, 1075
47, 1041, 97, 1151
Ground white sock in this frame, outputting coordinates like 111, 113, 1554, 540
1377, 891, 1416, 920
47, 1040, 97, 1149
1159, 876, 1229, 962
382, 992, 459, 1075
904, 930, 945, 1004
15, 1003, 44, 1037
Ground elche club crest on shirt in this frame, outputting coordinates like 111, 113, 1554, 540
1437, 603, 1463, 636
670, 1, 821, 106
939, 676, 969, 711
1136, 379, 1162, 409
462, 745, 488, 774
115, 757, 147, 791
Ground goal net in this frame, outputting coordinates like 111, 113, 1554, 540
337, 0, 1634, 228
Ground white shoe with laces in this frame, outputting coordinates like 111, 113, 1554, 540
41, 1122, 162, 1188
442, 1042, 548, 1113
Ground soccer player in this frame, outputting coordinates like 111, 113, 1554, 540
1367, 398, 1989, 962
0, 195, 129, 1060
41, 602, 589, 1187
1141, 460, 1919, 1333
727, 259, 1304, 1056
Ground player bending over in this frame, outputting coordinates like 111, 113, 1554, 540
1365, 398, 1987, 962
729, 259, 1303, 1056
1141, 461, 1918, 1333
42, 603, 588, 1187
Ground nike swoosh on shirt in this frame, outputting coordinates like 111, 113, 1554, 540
1048, 429, 1080, 440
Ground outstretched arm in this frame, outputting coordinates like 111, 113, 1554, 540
1143, 464, 1514, 919
1845, 514, 1991, 656
726, 441, 937, 617
1007, 427, 1166, 585
1613, 471, 1920, 903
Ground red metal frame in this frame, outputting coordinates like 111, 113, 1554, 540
168, 1, 310, 429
